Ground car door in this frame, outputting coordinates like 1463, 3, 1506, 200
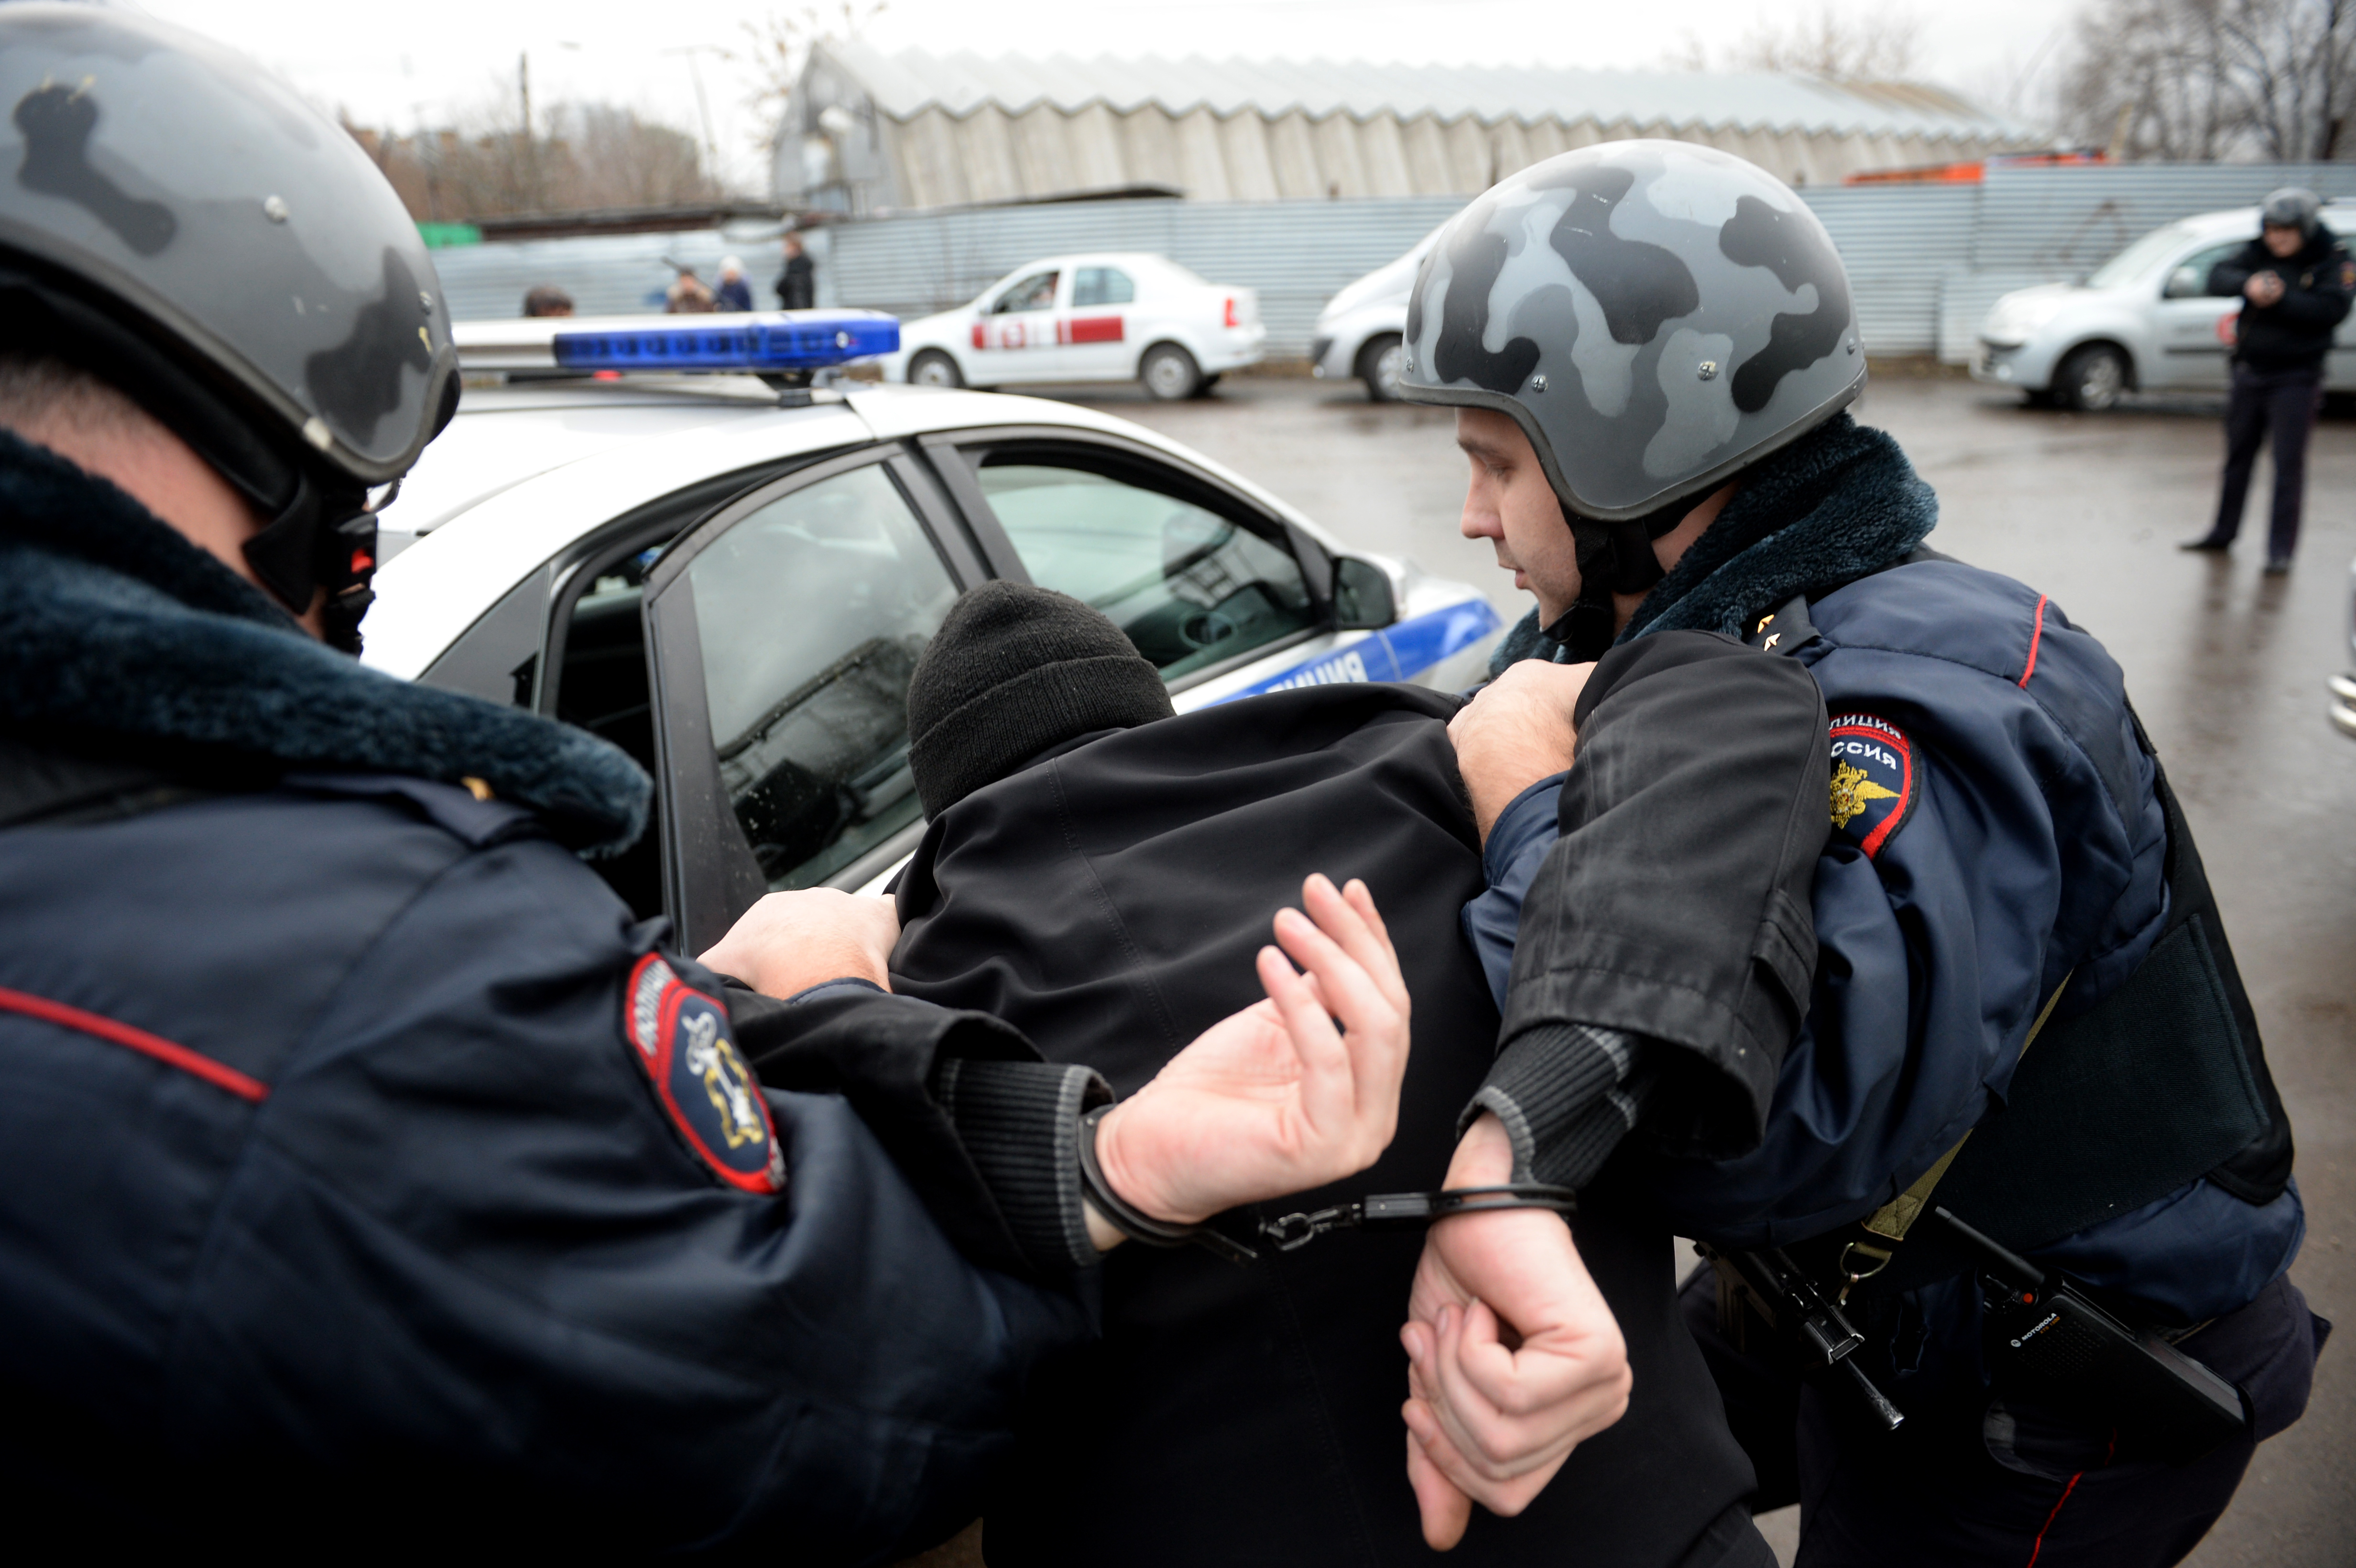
2152, 241, 2246, 390
1059, 265, 1136, 379
969, 268, 1067, 386
920, 429, 1331, 687
641, 445, 984, 951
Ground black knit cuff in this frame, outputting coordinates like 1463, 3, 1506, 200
1462, 1023, 1655, 1190
934, 1057, 1112, 1273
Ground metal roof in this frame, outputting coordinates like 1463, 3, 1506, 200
827, 42, 2034, 142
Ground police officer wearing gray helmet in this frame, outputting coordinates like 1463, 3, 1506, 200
0, 6, 1418, 1552
2182, 185, 2353, 571
1392, 141, 2323, 1565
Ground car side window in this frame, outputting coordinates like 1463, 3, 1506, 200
680, 463, 958, 889
992, 271, 1059, 314
1073, 267, 1136, 307
974, 455, 1317, 677
2166, 243, 2245, 299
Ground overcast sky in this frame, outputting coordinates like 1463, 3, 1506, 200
142, 0, 2079, 192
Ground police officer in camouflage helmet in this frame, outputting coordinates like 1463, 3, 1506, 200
1400, 142, 2322, 1565
1398, 140, 1863, 659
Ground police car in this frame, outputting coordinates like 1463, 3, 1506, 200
363, 311, 1502, 950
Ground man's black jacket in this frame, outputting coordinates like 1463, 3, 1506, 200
2209, 225, 2354, 373
891, 680, 1773, 1568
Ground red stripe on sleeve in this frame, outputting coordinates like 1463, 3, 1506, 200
0, 985, 269, 1102
2018, 594, 2050, 688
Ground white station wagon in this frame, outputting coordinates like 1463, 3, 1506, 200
1974, 204, 2356, 411
372, 314, 1500, 951
879, 253, 1265, 401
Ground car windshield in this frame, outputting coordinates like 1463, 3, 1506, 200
2086, 224, 2202, 288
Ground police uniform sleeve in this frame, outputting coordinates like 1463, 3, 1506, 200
2207, 241, 2261, 296
178, 833, 1092, 1557
2276, 242, 2356, 329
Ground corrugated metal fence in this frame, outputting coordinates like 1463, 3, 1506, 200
428, 164, 2356, 364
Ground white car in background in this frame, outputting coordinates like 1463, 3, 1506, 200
880, 253, 1264, 401
1309, 225, 1443, 402
1974, 204, 2356, 411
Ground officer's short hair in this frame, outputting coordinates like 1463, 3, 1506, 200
0, 351, 151, 444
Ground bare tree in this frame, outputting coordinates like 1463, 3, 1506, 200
738, 1, 888, 162
1670, 3, 1924, 79
2058, 0, 2356, 159
349, 97, 724, 222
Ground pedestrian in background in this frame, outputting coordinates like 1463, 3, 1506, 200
714, 256, 753, 312
778, 232, 816, 309
2185, 187, 2354, 573
521, 284, 573, 317
665, 264, 716, 314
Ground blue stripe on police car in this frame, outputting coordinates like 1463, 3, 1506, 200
1218, 599, 1504, 702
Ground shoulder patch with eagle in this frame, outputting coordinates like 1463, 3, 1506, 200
1827, 712, 1918, 859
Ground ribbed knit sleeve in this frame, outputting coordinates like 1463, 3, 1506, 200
933, 1056, 1111, 1273
1462, 1022, 1659, 1189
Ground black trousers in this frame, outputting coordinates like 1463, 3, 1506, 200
2211, 363, 2324, 558
1678, 1268, 2328, 1567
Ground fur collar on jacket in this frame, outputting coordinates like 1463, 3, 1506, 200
1489, 414, 1939, 673
0, 429, 649, 854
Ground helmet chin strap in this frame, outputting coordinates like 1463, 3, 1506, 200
240, 470, 378, 655
1538, 495, 1688, 662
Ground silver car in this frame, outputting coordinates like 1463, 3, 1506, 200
1307, 226, 1442, 403
1974, 204, 2356, 411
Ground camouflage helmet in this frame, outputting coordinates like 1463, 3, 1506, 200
0, 2, 460, 649
1398, 141, 1863, 526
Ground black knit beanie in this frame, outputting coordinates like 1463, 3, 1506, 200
905, 580, 1175, 817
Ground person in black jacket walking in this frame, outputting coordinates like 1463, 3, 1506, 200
2184, 187, 2354, 571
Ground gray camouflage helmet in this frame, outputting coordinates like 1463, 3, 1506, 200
2261, 186, 2321, 238
1398, 140, 1864, 524
0, 3, 458, 489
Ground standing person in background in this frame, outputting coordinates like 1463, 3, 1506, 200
665, 264, 716, 313
778, 232, 817, 309
521, 284, 574, 317
2184, 187, 2353, 573
714, 256, 753, 312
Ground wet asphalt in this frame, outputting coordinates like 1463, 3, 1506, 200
1060, 368, 2356, 1567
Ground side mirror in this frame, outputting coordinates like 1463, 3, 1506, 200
2163, 265, 2205, 300
1331, 556, 1395, 630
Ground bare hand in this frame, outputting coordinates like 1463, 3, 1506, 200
2247, 271, 2286, 306
1399, 1114, 1632, 1550
1449, 661, 1595, 843
698, 889, 899, 998
1092, 874, 1411, 1229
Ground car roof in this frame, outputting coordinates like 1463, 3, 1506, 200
362, 378, 1337, 684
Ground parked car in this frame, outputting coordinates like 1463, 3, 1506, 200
375, 314, 1502, 944
876, 254, 1263, 401
1974, 203, 2356, 411
2332, 551, 2356, 739
1309, 225, 1444, 402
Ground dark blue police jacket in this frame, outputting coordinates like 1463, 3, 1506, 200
0, 432, 1087, 1556
1490, 416, 2303, 1393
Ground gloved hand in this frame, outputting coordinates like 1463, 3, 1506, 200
1091, 873, 1412, 1229
1399, 1113, 1632, 1550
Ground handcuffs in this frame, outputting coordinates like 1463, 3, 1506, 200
1076, 1103, 1579, 1265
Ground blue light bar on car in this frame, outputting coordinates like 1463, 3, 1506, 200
550, 311, 900, 371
